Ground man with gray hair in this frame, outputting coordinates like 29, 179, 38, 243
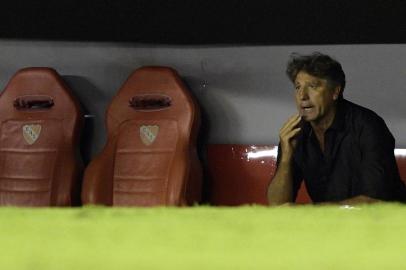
268, 52, 406, 204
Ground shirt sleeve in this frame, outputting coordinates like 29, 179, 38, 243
355, 113, 400, 200
275, 143, 304, 201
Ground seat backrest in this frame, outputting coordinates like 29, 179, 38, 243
82, 66, 202, 206
0, 67, 83, 206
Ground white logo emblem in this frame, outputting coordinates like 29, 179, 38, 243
22, 124, 42, 145
140, 125, 159, 146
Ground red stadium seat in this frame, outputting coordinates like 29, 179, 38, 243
207, 144, 406, 205
207, 145, 276, 205
0, 67, 83, 206
396, 149, 406, 184
82, 67, 202, 206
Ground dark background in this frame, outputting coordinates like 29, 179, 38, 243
2, 0, 406, 44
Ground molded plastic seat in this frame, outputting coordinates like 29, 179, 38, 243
0, 67, 83, 206
396, 149, 406, 184
82, 67, 202, 206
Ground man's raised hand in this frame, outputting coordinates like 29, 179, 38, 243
279, 114, 302, 163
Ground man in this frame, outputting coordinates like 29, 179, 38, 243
267, 52, 406, 205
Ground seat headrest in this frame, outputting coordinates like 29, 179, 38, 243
106, 66, 197, 133
0, 67, 81, 121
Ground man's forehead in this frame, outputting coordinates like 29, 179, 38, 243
295, 71, 327, 84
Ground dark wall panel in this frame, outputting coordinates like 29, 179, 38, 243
1, 0, 406, 44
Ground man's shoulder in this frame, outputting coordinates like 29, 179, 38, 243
343, 99, 394, 143
342, 99, 385, 125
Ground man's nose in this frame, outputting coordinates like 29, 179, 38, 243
297, 87, 309, 100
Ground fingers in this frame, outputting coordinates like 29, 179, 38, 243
280, 114, 301, 135
278, 114, 302, 160
284, 127, 301, 140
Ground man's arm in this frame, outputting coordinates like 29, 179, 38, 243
315, 195, 380, 206
351, 113, 399, 201
267, 160, 296, 204
339, 195, 380, 205
268, 114, 302, 205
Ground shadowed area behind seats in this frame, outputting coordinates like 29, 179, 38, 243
82, 66, 202, 206
0, 68, 83, 206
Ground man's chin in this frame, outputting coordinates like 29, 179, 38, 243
301, 115, 313, 122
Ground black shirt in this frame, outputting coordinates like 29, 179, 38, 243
277, 99, 406, 203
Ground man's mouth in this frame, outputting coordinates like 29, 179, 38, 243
301, 105, 314, 111
300, 105, 315, 117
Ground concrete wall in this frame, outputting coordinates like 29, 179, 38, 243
1, 40, 405, 163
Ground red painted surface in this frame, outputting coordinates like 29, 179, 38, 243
207, 144, 406, 206
396, 149, 406, 183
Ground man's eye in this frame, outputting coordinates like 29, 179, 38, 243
309, 84, 317, 89
295, 85, 300, 91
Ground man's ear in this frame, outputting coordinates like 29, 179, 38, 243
333, 86, 341, 100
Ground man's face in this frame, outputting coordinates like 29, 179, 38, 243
294, 71, 339, 122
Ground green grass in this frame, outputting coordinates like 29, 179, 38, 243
1, 204, 406, 270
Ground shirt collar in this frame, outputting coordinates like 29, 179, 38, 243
301, 99, 347, 137
327, 99, 346, 131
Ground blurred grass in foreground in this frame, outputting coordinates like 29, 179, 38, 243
1, 204, 406, 270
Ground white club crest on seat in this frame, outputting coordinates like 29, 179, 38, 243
22, 124, 42, 145
140, 125, 159, 146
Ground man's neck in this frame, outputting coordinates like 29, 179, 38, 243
310, 105, 337, 135
310, 104, 337, 153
